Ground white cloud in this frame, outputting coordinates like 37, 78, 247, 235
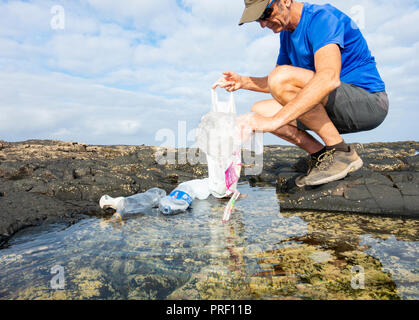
86, 0, 183, 35
47, 34, 133, 75
0, 1, 50, 38
244, 34, 281, 75
0, 0, 417, 146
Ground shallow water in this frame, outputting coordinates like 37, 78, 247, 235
0, 183, 418, 300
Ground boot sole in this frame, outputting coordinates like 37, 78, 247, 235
304, 158, 363, 186
295, 175, 306, 188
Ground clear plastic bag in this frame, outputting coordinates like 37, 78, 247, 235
195, 89, 242, 199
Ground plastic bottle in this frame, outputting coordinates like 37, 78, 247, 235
159, 178, 210, 215
99, 188, 167, 219
99, 195, 124, 210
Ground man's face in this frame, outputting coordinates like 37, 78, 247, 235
258, 0, 292, 33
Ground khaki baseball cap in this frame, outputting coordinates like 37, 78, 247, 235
238, 0, 270, 25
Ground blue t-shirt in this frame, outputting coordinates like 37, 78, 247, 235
277, 2, 385, 93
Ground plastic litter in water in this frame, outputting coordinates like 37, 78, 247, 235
99, 90, 250, 223
158, 178, 210, 215
195, 89, 243, 223
99, 188, 166, 220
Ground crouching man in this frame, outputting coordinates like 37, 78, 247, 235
213, 0, 388, 186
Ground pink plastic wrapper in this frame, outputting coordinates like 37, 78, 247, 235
225, 162, 239, 190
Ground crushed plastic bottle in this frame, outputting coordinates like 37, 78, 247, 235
159, 178, 210, 215
99, 195, 124, 210
99, 187, 166, 219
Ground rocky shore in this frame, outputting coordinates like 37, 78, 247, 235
0, 139, 418, 246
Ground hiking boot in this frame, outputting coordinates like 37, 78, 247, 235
292, 152, 324, 174
295, 146, 363, 187
292, 156, 311, 173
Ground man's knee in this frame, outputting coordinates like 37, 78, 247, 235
250, 101, 264, 114
268, 65, 298, 104
250, 99, 283, 117
251, 101, 276, 117
268, 65, 293, 90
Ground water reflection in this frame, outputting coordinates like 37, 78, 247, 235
361, 235, 419, 300
0, 183, 417, 300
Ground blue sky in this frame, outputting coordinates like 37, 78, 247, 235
0, 0, 418, 147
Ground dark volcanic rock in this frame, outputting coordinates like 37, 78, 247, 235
0, 140, 208, 245
0, 139, 418, 245
275, 142, 419, 217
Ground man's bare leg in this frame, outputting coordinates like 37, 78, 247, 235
267, 65, 344, 147
258, 65, 362, 186
250, 65, 344, 152
251, 99, 324, 154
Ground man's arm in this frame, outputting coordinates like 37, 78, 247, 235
240, 60, 291, 92
255, 44, 342, 131
212, 71, 270, 93
241, 76, 269, 93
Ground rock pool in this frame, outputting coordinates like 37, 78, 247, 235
0, 183, 418, 300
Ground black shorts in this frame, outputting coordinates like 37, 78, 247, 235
297, 82, 389, 134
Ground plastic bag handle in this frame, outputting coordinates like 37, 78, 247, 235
211, 89, 218, 112
211, 88, 236, 113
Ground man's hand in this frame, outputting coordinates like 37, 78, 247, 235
236, 113, 254, 143
212, 71, 244, 92
236, 113, 274, 143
